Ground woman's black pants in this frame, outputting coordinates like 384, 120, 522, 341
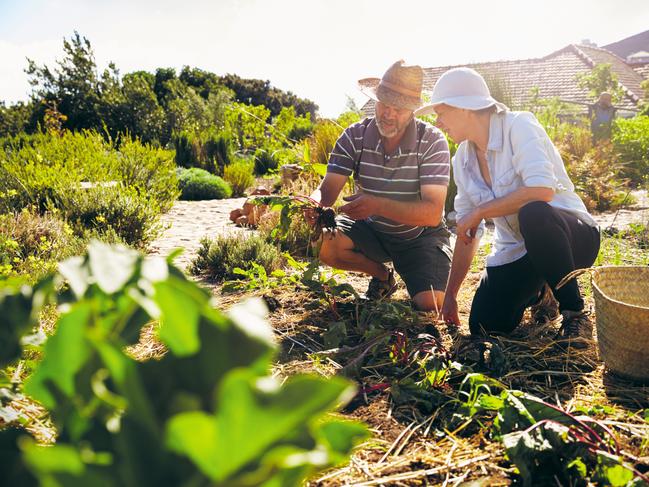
469, 201, 600, 336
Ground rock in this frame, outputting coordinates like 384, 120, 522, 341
229, 208, 243, 223
250, 187, 271, 196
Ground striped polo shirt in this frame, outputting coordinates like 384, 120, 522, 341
327, 117, 450, 240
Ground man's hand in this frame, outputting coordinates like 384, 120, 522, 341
441, 294, 461, 326
455, 208, 483, 245
339, 193, 380, 220
303, 207, 319, 227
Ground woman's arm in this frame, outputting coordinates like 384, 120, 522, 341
441, 235, 481, 325
455, 186, 553, 245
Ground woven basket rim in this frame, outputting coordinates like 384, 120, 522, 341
592, 265, 649, 312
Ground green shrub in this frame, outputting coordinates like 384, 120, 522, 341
172, 130, 200, 168
612, 116, 649, 185
0, 131, 177, 247
203, 129, 233, 173
116, 138, 178, 212
60, 186, 162, 247
0, 209, 83, 281
564, 143, 631, 212
223, 158, 255, 197
177, 167, 232, 200
254, 148, 280, 175
190, 233, 284, 280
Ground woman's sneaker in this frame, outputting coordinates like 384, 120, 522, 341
365, 269, 397, 301
556, 310, 594, 348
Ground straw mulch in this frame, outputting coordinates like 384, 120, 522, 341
210, 266, 649, 486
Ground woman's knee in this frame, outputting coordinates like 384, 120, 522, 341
518, 200, 552, 237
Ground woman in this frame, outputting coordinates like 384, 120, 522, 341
415, 68, 600, 348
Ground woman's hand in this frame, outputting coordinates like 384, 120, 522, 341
455, 208, 483, 245
441, 294, 461, 326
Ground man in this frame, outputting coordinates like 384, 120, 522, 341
309, 60, 452, 311
588, 92, 617, 142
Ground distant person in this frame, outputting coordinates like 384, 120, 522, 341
588, 92, 617, 141
307, 60, 452, 311
415, 68, 600, 348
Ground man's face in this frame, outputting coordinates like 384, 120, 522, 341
433, 104, 469, 143
375, 101, 413, 139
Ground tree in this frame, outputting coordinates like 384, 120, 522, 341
219, 74, 318, 119
0, 101, 32, 136
26, 31, 106, 131
576, 64, 625, 103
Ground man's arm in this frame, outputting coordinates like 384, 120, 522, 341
310, 172, 348, 207
339, 184, 447, 227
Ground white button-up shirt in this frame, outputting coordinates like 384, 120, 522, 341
452, 110, 597, 267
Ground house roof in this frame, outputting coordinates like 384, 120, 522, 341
361, 44, 647, 116
634, 64, 649, 79
603, 30, 649, 60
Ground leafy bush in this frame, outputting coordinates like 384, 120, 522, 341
60, 186, 162, 247
0, 131, 177, 246
253, 148, 281, 175
177, 168, 232, 200
172, 130, 200, 168
222, 158, 255, 197
564, 143, 631, 212
257, 209, 314, 257
612, 116, 649, 185
203, 129, 233, 173
0, 242, 368, 486
190, 233, 284, 280
173, 129, 233, 175
0, 210, 82, 281
114, 138, 178, 213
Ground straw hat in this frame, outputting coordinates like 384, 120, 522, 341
358, 60, 424, 111
415, 67, 508, 116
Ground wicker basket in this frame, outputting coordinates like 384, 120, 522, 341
591, 266, 649, 382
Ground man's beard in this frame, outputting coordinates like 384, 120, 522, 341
376, 115, 412, 138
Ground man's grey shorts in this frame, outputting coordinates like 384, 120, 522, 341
335, 216, 452, 297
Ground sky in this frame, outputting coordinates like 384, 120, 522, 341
1, 0, 648, 117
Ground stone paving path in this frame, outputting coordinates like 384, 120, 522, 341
149, 191, 649, 270
148, 198, 249, 270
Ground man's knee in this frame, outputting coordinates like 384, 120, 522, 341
318, 232, 337, 266
319, 230, 353, 267
412, 290, 445, 312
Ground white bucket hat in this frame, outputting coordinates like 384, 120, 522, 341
415, 67, 509, 116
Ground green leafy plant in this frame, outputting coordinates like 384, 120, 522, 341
0, 241, 368, 486
189, 233, 284, 281
452, 373, 648, 486
177, 167, 232, 200
612, 116, 649, 185
253, 194, 337, 243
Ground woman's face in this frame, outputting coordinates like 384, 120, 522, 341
433, 104, 470, 143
